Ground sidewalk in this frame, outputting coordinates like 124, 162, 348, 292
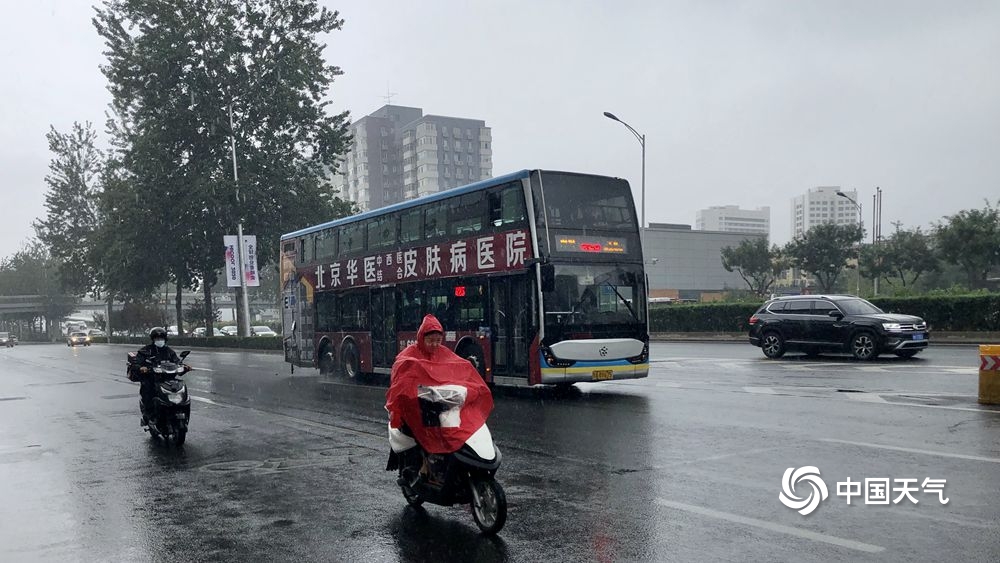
650, 331, 999, 346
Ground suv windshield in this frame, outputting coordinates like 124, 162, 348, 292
837, 298, 883, 316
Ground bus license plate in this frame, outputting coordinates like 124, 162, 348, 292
913, 333, 924, 340
592, 370, 614, 381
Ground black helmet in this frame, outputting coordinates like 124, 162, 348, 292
149, 327, 168, 341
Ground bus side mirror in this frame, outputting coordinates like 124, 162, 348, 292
539, 263, 555, 292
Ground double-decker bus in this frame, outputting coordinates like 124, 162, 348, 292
279, 169, 648, 387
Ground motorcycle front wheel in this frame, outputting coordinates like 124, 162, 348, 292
470, 477, 507, 534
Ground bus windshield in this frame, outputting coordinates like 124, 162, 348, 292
542, 173, 636, 232
543, 263, 646, 329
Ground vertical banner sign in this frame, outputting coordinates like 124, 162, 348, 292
223, 235, 260, 287
242, 235, 260, 287
223, 235, 240, 287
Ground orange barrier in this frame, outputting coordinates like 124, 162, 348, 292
979, 344, 1000, 405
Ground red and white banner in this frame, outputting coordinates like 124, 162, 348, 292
224, 235, 261, 288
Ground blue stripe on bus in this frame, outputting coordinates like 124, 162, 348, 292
281, 169, 532, 240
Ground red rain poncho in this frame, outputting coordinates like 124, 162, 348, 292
385, 314, 494, 454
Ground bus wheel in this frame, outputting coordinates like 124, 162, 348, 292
318, 344, 335, 376
457, 342, 486, 379
341, 341, 361, 379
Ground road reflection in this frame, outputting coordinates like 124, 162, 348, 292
387, 506, 510, 562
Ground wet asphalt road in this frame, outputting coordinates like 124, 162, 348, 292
1, 342, 998, 562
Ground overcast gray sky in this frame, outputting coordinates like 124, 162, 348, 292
2, 0, 998, 260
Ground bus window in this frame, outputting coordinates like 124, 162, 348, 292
315, 229, 337, 260
340, 223, 365, 255
454, 283, 485, 330
399, 208, 422, 244
368, 215, 397, 250
448, 193, 484, 236
424, 202, 447, 239
500, 184, 526, 226
316, 292, 337, 332
339, 290, 370, 330
399, 285, 423, 331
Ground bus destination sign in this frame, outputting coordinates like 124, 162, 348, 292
555, 236, 627, 254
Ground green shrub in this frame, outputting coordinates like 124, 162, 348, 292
649, 294, 1000, 332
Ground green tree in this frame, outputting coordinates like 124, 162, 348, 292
93, 0, 355, 336
934, 201, 1000, 288
864, 226, 938, 289
720, 237, 786, 297
183, 298, 220, 328
784, 223, 864, 293
33, 122, 104, 295
0, 241, 79, 338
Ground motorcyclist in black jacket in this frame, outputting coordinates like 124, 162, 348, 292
136, 327, 182, 424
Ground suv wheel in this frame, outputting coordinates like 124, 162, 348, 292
761, 332, 785, 359
850, 331, 878, 361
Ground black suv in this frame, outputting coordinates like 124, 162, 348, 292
748, 295, 929, 360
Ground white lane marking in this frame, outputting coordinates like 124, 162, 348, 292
820, 439, 1000, 463
654, 499, 884, 554
191, 367, 215, 372
883, 402, 1000, 414
190, 395, 222, 406
843, 393, 888, 403
743, 387, 777, 394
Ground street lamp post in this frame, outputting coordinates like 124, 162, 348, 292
603, 112, 646, 228
836, 191, 863, 295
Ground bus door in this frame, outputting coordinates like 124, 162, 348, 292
490, 275, 532, 378
370, 287, 398, 369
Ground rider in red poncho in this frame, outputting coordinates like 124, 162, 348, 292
385, 314, 494, 455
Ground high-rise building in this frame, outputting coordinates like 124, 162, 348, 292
791, 186, 859, 239
334, 105, 492, 211
696, 205, 770, 236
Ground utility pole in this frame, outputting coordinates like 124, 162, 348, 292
230, 102, 252, 338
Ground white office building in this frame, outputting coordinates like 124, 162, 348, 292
791, 186, 860, 239
696, 205, 770, 236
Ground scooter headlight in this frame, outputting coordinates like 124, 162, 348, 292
167, 392, 184, 405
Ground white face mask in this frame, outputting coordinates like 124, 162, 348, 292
154, 340, 166, 348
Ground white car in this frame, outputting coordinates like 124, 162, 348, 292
220, 326, 239, 336
252, 326, 278, 337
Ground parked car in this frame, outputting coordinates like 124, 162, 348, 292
220, 326, 239, 336
748, 295, 929, 360
88, 329, 106, 337
191, 327, 207, 338
251, 325, 277, 337
0, 332, 14, 347
67, 331, 91, 347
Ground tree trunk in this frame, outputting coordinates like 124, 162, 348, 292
175, 280, 184, 337
204, 280, 214, 336
106, 297, 113, 343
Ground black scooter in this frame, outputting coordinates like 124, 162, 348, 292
387, 423, 507, 534
127, 350, 192, 446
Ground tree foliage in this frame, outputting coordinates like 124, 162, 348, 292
784, 223, 864, 293
33, 122, 104, 295
720, 237, 786, 297
0, 241, 79, 333
933, 201, 1000, 288
92, 0, 355, 335
862, 226, 939, 288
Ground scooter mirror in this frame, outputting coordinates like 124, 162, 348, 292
179, 350, 191, 360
